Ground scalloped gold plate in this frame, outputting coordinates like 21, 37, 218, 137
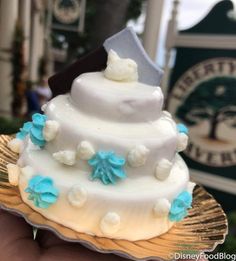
0, 135, 228, 261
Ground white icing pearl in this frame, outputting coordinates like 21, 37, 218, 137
43, 120, 60, 141
77, 141, 95, 160
127, 145, 150, 167
104, 50, 138, 82
7, 164, 20, 186
187, 181, 196, 194
7, 138, 24, 154
67, 185, 87, 208
100, 212, 121, 235
162, 110, 172, 118
177, 133, 188, 152
53, 150, 76, 166
155, 159, 172, 181
41, 103, 48, 112
20, 166, 35, 179
153, 199, 171, 217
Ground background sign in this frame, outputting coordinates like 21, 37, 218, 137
167, 0, 236, 210
52, 0, 86, 33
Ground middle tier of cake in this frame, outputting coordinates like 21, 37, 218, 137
42, 94, 178, 179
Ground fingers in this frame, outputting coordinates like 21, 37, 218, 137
37, 229, 129, 261
0, 209, 40, 261
40, 242, 130, 261
36, 229, 69, 248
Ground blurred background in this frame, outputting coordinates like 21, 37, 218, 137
0, 0, 235, 257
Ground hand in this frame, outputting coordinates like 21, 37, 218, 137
0, 210, 208, 261
0, 210, 129, 261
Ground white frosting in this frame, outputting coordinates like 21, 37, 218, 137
153, 198, 171, 217
43, 120, 60, 141
155, 159, 173, 181
100, 212, 121, 235
7, 163, 20, 186
70, 72, 164, 122
45, 94, 177, 178
67, 185, 87, 208
162, 110, 172, 118
187, 181, 196, 194
16, 69, 193, 241
177, 133, 189, 152
7, 138, 23, 154
41, 103, 48, 112
127, 145, 150, 167
18, 145, 189, 240
104, 50, 138, 82
77, 141, 95, 160
20, 166, 35, 179
53, 150, 76, 166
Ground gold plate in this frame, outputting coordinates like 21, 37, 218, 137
0, 135, 228, 261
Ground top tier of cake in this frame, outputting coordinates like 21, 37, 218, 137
71, 72, 164, 122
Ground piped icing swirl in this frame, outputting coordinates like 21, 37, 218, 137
104, 50, 138, 82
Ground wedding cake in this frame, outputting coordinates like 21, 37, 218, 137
7, 34, 195, 241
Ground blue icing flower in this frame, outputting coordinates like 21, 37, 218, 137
169, 191, 192, 222
88, 151, 126, 185
16, 122, 33, 140
16, 113, 47, 147
177, 123, 189, 135
25, 175, 59, 209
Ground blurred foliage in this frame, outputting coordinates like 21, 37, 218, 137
0, 117, 25, 135
214, 211, 236, 258
52, 0, 144, 67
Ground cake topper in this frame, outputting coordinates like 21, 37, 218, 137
48, 27, 163, 97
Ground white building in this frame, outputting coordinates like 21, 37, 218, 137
0, 0, 46, 116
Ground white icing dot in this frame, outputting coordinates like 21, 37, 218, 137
104, 50, 138, 82
7, 164, 20, 186
187, 182, 196, 194
67, 185, 87, 208
43, 120, 60, 141
100, 212, 121, 235
162, 110, 172, 118
77, 141, 95, 160
153, 199, 171, 217
7, 138, 24, 154
127, 145, 149, 167
177, 133, 188, 152
155, 159, 172, 181
20, 166, 35, 179
53, 150, 76, 166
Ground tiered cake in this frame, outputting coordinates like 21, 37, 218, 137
7, 49, 195, 241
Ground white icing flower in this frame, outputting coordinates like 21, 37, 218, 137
67, 185, 87, 208
104, 50, 138, 82
100, 212, 121, 235
153, 198, 171, 217
77, 141, 95, 160
7, 164, 20, 186
187, 182, 196, 194
127, 145, 149, 167
53, 150, 76, 166
43, 120, 60, 141
20, 166, 35, 179
7, 138, 24, 154
177, 133, 188, 152
155, 159, 172, 181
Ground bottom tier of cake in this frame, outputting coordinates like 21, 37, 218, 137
16, 143, 194, 241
